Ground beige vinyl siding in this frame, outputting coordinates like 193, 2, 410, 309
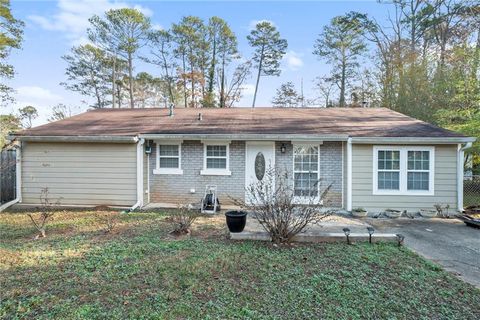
352, 144, 458, 212
22, 142, 137, 207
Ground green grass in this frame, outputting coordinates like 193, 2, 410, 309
1, 210, 479, 319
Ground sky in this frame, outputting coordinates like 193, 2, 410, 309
4, 0, 390, 125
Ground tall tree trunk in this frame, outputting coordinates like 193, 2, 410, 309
190, 50, 195, 108
128, 53, 134, 108
112, 55, 116, 108
219, 56, 226, 108
339, 55, 346, 107
161, 49, 174, 104
208, 37, 216, 95
182, 52, 188, 108
252, 45, 264, 108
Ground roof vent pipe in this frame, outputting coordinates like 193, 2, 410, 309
168, 103, 174, 117
198, 113, 202, 121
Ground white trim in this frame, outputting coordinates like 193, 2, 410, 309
201, 141, 231, 176
130, 138, 145, 211
153, 168, 183, 175
352, 137, 476, 144
457, 144, 464, 211
141, 134, 348, 141
292, 143, 321, 203
154, 141, 183, 175
147, 151, 150, 204
372, 146, 435, 196
346, 138, 352, 211
16, 142, 22, 203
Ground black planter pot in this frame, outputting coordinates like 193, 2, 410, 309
225, 210, 247, 233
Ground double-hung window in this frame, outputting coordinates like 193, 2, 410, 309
293, 144, 320, 199
201, 142, 231, 175
373, 146, 434, 195
154, 142, 183, 175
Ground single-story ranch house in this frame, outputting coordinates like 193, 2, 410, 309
6, 107, 476, 213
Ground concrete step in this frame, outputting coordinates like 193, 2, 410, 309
230, 231, 399, 243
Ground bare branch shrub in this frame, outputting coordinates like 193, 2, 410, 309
27, 187, 61, 239
233, 168, 333, 244
169, 205, 200, 235
95, 211, 119, 233
434, 204, 451, 218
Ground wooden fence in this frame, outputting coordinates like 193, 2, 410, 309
0, 149, 16, 204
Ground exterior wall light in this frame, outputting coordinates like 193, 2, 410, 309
280, 143, 286, 154
145, 145, 152, 154
367, 227, 374, 244
342, 227, 351, 245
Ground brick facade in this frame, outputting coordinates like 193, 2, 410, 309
148, 140, 343, 208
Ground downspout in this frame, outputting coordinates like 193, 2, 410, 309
457, 142, 473, 212
129, 138, 145, 212
0, 142, 22, 212
346, 137, 353, 212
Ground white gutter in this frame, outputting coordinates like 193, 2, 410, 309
139, 133, 349, 142
346, 137, 353, 212
0, 143, 21, 212
457, 142, 473, 211
10, 135, 138, 143
352, 137, 476, 144
129, 138, 145, 212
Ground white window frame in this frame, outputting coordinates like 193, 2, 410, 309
373, 146, 434, 196
153, 141, 183, 175
201, 141, 231, 176
292, 143, 321, 204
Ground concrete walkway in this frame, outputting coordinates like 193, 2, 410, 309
367, 217, 480, 288
231, 214, 398, 243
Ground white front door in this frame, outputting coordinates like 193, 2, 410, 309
245, 142, 275, 204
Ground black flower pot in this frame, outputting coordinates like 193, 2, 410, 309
225, 210, 247, 233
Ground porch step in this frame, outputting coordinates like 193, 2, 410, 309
230, 231, 399, 243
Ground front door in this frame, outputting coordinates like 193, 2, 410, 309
245, 142, 275, 204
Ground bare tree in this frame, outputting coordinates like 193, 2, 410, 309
312, 76, 337, 107
26, 188, 61, 239
233, 168, 332, 244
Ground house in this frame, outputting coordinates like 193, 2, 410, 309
6, 107, 475, 213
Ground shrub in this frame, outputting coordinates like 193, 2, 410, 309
26, 187, 61, 239
169, 205, 200, 235
95, 211, 119, 233
234, 168, 332, 244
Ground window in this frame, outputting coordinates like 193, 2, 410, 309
293, 144, 319, 198
201, 142, 231, 175
153, 142, 183, 175
373, 146, 434, 195
377, 150, 400, 190
407, 151, 430, 190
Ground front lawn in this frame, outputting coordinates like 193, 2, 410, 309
1, 210, 479, 319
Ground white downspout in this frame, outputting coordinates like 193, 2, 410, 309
347, 137, 353, 212
0, 142, 21, 212
457, 142, 473, 212
129, 138, 145, 212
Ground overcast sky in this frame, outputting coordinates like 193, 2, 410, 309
4, 0, 388, 125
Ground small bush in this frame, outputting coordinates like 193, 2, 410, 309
95, 211, 119, 233
169, 205, 200, 235
234, 168, 332, 244
26, 187, 61, 239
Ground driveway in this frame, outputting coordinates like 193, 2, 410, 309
367, 218, 480, 288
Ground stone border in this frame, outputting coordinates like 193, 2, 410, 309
230, 231, 399, 243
